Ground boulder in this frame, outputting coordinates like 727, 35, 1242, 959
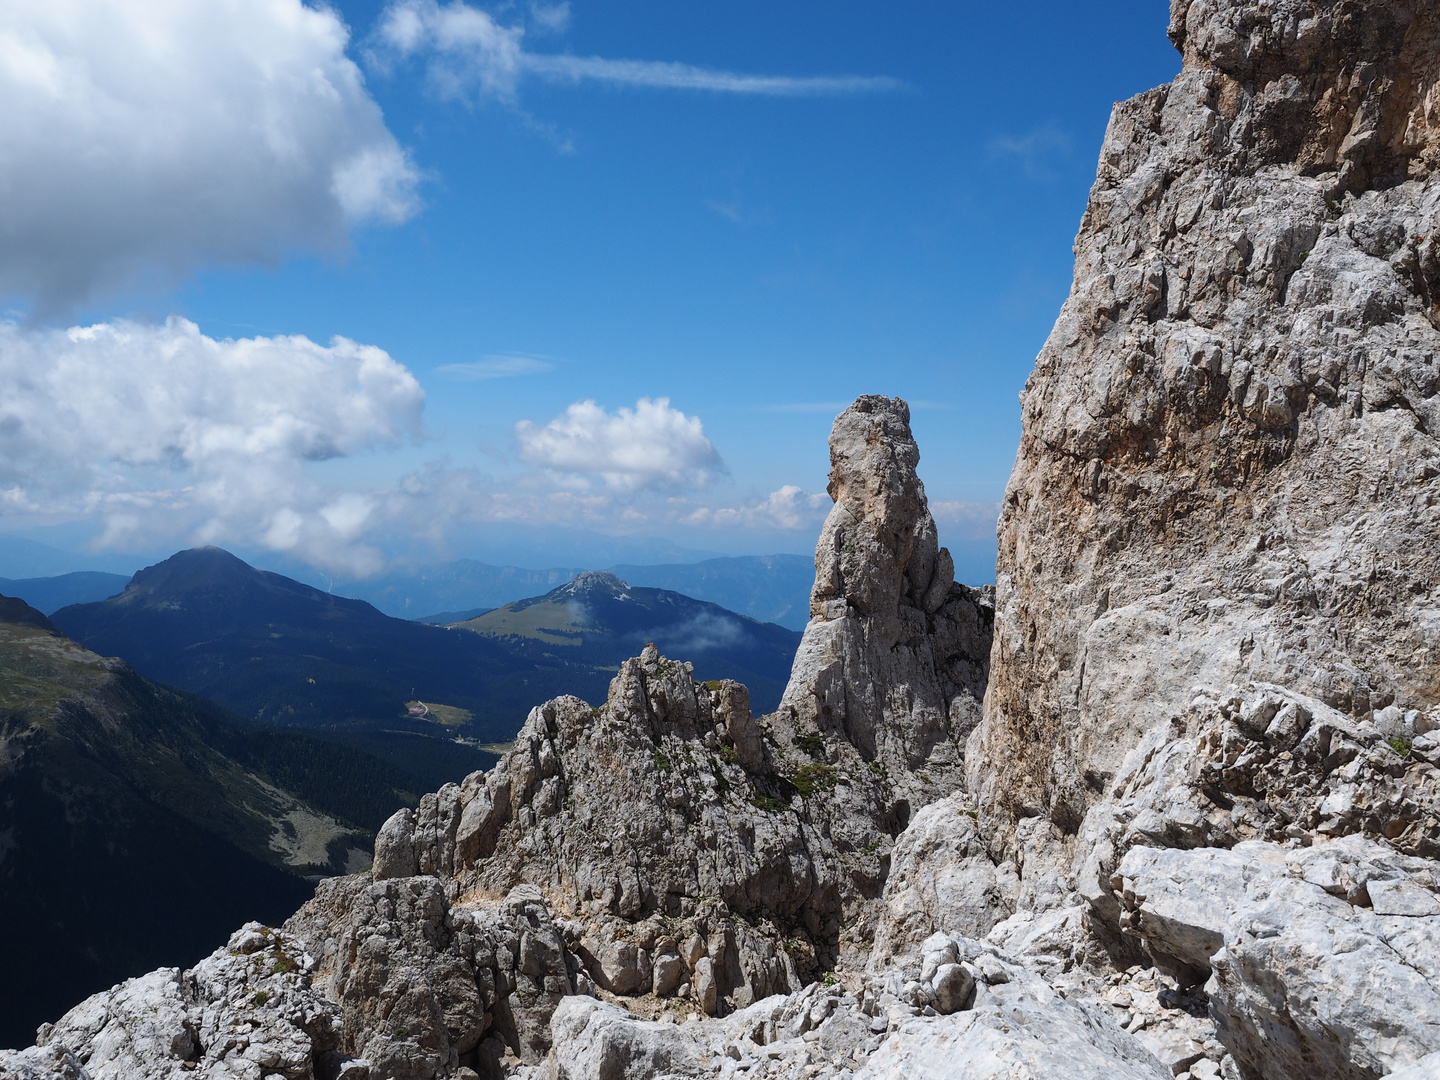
1117, 837, 1440, 1079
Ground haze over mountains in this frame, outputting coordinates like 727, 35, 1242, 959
0, 571, 130, 615
49, 547, 802, 752
240, 552, 817, 631
456, 569, 801, 713
0, 540, 817, 630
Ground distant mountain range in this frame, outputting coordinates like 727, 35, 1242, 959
50, 548, 538, 747
615, 555, 814, 630
456, 570, 802, 712
0, 570, 130, 614
323, 553, 817, 631
0, 594, 424, 1047
0, 551, 818, 631
51, 548, 802, 752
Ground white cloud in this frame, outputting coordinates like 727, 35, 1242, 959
987, 123, 1073, 180
528, 2, 571, 35
0, 318, 424, 574
514, 397, 722, 492
683, 486, 829, 531
436, 353, 555, 380
930, 500, 1002, 541
0, 0, 418, 313
373, 0, 901, 104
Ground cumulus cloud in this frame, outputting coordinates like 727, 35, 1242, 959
0, 318, 424, 573
372, 0, 901, 104
682, 486, 829, 531
0, 0, 418, 313
514, 398, 722, 492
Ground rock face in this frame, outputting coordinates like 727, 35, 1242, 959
971, 0, 1440, 835
544, 932, 1172, 1080
783, 396, 993, 810
3, 392, 1000, 1080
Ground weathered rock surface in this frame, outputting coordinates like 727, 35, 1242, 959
971, 0, 1440, 837
545, 932, 1172, 1080
2, 391, 997, 1080
20, 923, 345, 1080
866, 793, 1018, 962
357, 397, 995, 1007
11, 882, 583, 1080
1390, 1053, 1440, 1080
19, 3, 1440, 1078
1117, 835, 1440, 1079
783, 395, 994, 812
950, 1, 1440, 1071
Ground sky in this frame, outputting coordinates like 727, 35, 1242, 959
0, 0, 1181, 580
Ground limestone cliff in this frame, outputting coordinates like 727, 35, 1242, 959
972, 0, 1440, 835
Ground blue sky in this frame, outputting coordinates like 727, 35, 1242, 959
0, 1, 1180, 579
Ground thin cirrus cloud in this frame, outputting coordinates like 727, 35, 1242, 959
435, 354, 556, 381
987, 123, 1075, 180
0, 0, 418, 315
0, 318, 425, 574
514, 397, 723, 492
371, 0, 904, 104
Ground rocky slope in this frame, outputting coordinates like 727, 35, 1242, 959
0, 596, 352, 1048
9, 2, 1440, 1078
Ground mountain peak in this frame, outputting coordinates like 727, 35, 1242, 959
127, 547, 258, 594
550, 570, 629, 600
0, 594, 59, 634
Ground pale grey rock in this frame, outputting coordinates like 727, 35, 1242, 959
1117, 837, 1440, 1079
781, 396, 993, 812
968, 0, 1440, 888
372, 808, 418, 881
543, 997, 703, 1080
0, 1046, 88, 1080
869, 793, 1018, 964
1072, 682, 1440, 936
1388, 1052, 1440, 1080
1134, 1026, 1206, 1077
651, 954, 685, 998
26, 925, 344, 1080
285, 876, 577, 1071
1370, 877, 1440, 917
693, 958, 718, 1017
928, 964, 972, 1016
855, 969, 1169, 1080
576, 933, 650, 996
541, 941, 1170, 1080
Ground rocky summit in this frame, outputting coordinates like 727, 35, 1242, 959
6, 2, 1440, 1078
